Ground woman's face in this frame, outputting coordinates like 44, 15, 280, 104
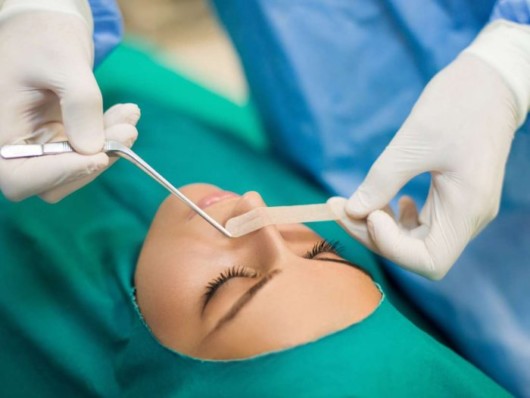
135, 184, 381, 359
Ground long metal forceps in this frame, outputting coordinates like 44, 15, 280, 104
0, 140, 234, 238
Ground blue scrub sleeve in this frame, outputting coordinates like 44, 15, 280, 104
88, 0, 122, 67
491, 0, 530, 23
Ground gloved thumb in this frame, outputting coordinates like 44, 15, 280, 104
59, 69, 105, 154
366, 210, 453, 280
0, 152, 108, 202
327, 196, 393, 254
347, 147, 418, 218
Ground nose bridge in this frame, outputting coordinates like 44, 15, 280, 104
232, 192, 288, 268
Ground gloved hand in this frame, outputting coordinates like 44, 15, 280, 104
1, 102, 140, 203
0, 0, 126, 202
343, 21, 530, 280
45, 103, 140, 203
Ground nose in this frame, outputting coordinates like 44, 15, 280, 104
229, 191, 289, 268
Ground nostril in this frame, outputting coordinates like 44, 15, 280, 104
243, 191, 266, 206
225, 191, 270, 237
232, 191, 267, 215
226, 207, 270, 237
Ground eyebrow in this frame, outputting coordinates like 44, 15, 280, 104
314, 257, 372, 278
207, 257, 367, 336
209, 269, 281, 334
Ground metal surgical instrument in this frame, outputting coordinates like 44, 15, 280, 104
0, 140, 234, 238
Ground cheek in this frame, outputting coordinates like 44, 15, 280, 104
247, 271, 356, 341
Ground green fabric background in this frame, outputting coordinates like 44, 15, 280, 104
0, 44, 506, 397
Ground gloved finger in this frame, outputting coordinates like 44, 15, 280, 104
327, 197, 396, 253
40, 122, 139, 203
327, 197, 378, 253
58, 68, 105, 154
381, 203, 395, 219
398, 196, 419, 229
40, 104, 140, 202
103, 103, 141, 127
365, 209, 467, 280
346, 146, 419, 219
0, 152, 108, 202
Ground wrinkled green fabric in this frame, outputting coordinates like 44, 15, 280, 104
122, 293, 506, 397
0, 44, 507, 397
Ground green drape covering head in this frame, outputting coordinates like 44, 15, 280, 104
121, 287, 506, 397
127, 183, 507, 397
0, 45, 508, 396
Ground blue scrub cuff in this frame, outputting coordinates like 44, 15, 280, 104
89, 0, 123, 67
491, 0, 530, 25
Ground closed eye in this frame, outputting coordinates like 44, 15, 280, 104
203, 240, 346, 314
202, 266, 259, 312
304, 239, 342, 259
306, 240, 370, 276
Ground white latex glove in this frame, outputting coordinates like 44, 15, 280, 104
343, 20, 530, 280
0, 0, 124, 202
2, 103, 139, 203
44, 103, 140, 203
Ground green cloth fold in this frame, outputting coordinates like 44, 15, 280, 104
0, 43, 506, 397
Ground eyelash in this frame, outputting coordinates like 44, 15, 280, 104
203, 266, 259, 306
305, 239, 342, 259
202, 239, 342, 307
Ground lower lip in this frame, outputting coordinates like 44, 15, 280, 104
187, 190, 239, 220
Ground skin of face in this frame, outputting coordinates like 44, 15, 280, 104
135, 183, 382, 360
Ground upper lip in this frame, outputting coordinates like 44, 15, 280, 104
187, 191, 239, 220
